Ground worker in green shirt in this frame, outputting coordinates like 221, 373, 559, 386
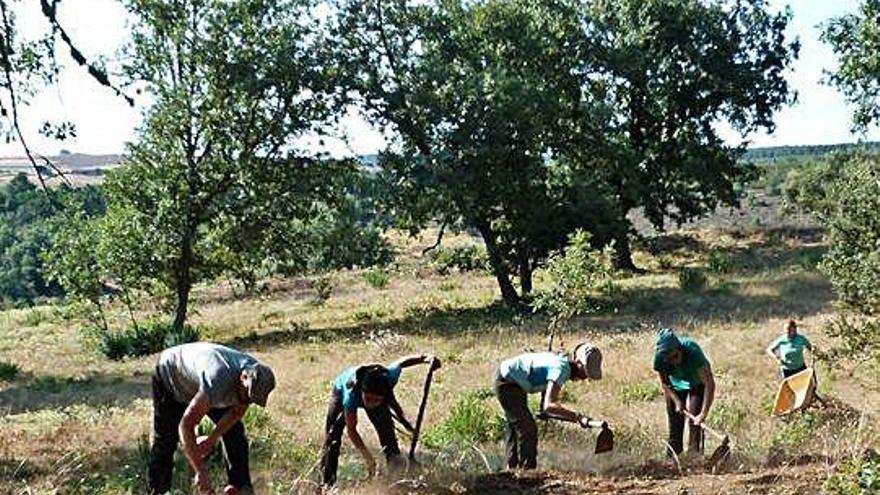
766, 318, 813, 378
653, 328, 716, 456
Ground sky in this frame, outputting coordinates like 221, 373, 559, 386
0, 0, 877, 158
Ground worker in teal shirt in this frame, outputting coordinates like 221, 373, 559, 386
766, 318, 813, 378
495, 343, 603, 469
653, 328, 716, 456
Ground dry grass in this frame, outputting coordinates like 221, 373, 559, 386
0, 227, 878, 494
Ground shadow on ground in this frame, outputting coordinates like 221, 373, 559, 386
0, 372, 150, 415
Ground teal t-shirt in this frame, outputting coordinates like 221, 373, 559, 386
499, 352, 571, 394
653, 338, 710, 391
333, 364, 403, 411
769, 334, 812, 370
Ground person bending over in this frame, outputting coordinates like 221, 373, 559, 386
320, 353, 440, 487
494, 342, 603, 469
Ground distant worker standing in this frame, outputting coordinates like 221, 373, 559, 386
494, 343, 603, 470
653, 328, 716, 456
147, 342, 276, 495
766, 318, 813, 378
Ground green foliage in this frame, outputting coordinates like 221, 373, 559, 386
99, 0, 364, 330
707, 252, 734, 274
785, 154, 880, 361
769, 410, 826, 458
678, 268, 707, 292
582, 0, 798, 268
617, 382, 662, 404
422, 393, 505, 450
710, 399, 750, 432
429, 245, 489, 275
363, 268, 390, 289
0, 175, 105, 306
335, 0, 621, 306
98, 319, 199, 361
825, 451, 880, 495
0, 360, 19, 381
312, 275, 334, 306
533, 230, 615, 326
823, 0, 880, 132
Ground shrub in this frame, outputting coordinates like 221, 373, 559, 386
312, 275, 334, 306
99, 319, 200, 360
825, 450, 880, 495
0, 361, 20, 381
678, 267, 707, 292
707, 252, 734, 274
618, 382, 662, 404
533, 230, 615, 327
363, 268, 390, 289
429, 245, 489, 275
422, 394, 505, 449
710, 399, 749, 431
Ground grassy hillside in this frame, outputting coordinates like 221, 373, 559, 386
0, 224, 877, 494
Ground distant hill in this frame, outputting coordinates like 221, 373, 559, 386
0, 153, 123, 174
743, 142, 880, 162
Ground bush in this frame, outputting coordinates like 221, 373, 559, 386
825, 450, 880, 495
678, 267, 707, 292
710, 399, 749, 431
363, 268, 390, 289
429, 245, 489, 275
312, 275, 334, 306
0, 360, 19, 381
422, 393, 505, 449
707, 252, 734, 274
533, 230, 615, 327
618, 382, 662, 404
99, 319, 200, 360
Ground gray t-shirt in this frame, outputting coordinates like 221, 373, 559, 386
157, 342, 257, 408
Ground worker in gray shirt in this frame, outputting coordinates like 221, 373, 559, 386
147, 342, 276, 495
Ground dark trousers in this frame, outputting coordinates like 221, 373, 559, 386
666, 385, 705, 456
782, 365, 807, 378
147, 368, 252, 494
320, 389, 401, 486
495, 373, 538, 469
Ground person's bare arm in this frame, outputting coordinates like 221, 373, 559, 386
179, 391, 212, 492
388, 398, 414, 432
694, 366, 716, 425
197, 404, 249, 457
390, 353, 440, 370
345, 410, 375, 476
657, 372, 684, 413
541, 381, 581, 422
766, 342, 781, 362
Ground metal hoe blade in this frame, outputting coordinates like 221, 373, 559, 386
595, 425, 614, 454
707, 435, 730, 471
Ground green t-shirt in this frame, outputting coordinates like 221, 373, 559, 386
653, 338, 710, 391
769, 334, 812, 370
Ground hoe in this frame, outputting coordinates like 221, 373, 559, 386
684, 411, 731, 471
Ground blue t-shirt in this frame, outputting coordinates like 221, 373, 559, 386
499, 352, 571, 394
333, 363, 403, 411
653, 338, 710, 391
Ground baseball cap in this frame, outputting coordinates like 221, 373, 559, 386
244, 363, 276, 407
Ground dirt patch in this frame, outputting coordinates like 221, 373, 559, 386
390, 464, 830, 495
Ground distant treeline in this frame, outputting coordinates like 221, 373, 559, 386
743, 142, 880, 162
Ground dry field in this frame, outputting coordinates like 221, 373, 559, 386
0, 224, 877, 494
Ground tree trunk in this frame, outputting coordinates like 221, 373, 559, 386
172, 236, 194, 331
519, 258, 533, 295
612, 227, 640, 272
476, 222, 521, 308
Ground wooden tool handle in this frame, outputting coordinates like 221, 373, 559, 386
408, 365, 435, 460
682, 411, 726, 441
